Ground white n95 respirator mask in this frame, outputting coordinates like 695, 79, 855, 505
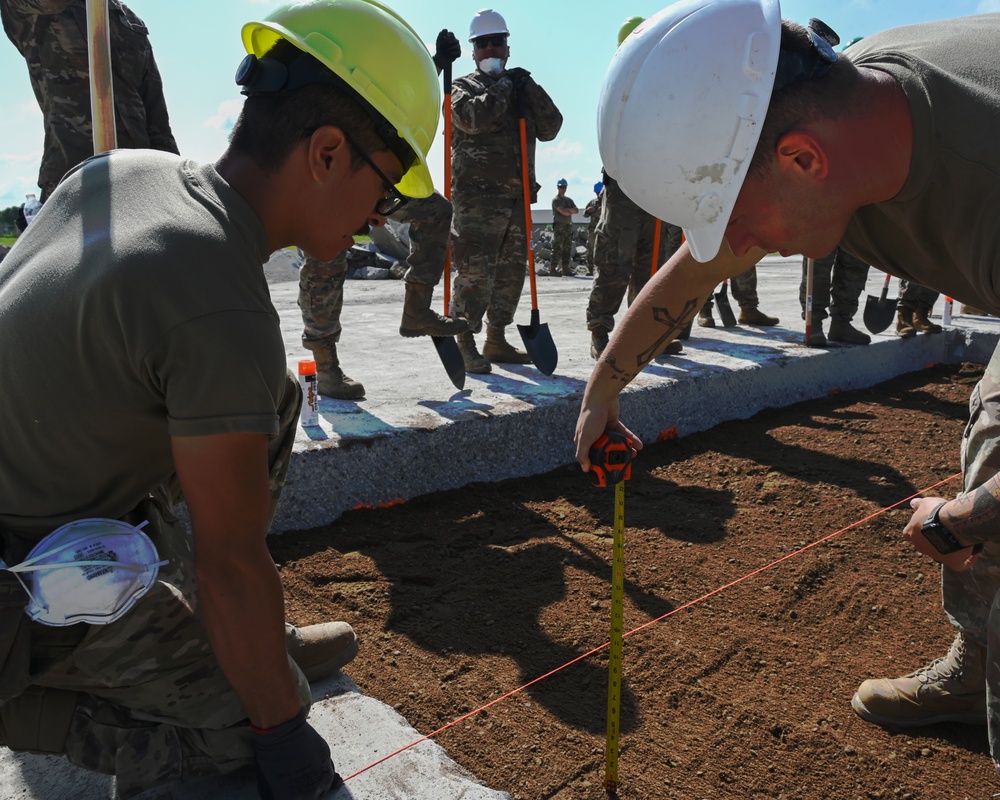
0, 518, 168, 627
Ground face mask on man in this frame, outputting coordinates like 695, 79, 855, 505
479, 58, 504, 77
0, 518, 167, 627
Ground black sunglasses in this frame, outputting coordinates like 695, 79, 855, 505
341, 131, 408, 217
773, 18, 839, 94
474, 35, 507, 48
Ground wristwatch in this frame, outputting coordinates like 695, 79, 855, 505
921, 502, 983, 555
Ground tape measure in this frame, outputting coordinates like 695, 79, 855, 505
588, 431, 633, 792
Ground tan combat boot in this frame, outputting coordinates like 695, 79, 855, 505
286, 622, 359, 682
828, 318, 871, 345
399, 282, 470, 338
738, 306, 779, 326
697, 306, 716, 327
590, 328, 609, 360
852, 632, 988, 727
457, 331, 491, 374
483, 325, 531, 364
911, 306, 942, 334
896, 308, 917, 338
313, 342, 365, 400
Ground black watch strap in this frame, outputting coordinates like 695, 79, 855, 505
921, 502, 983, 556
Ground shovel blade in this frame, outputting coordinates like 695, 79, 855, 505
862, 295, 898, 334
517, 309, 558, 375
431, 336, 466, 390
714, 282, 738, 327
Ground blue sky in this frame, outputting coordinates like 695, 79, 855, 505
2, 0, 999, 210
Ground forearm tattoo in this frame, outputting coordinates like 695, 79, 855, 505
949, 479, 1000, 539
637, 298, 698, 367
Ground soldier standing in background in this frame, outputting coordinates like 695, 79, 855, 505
1, 0, 178, 203
897, 280, 942, 337
798, 247, 872, 346
299, 189, 469, 399
583, 181, 603, 276
698, 266, 781, 328
450, 8, 563, 374
550, 178, 579, 276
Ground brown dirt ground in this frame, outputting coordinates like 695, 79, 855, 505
271, 362, 997, 800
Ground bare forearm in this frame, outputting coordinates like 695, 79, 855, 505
942, 475, 1000, 543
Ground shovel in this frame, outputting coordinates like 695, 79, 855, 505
87, 0, 116, 153
431, 63, 465, 390
804, 257, 815, 344
862, 272, 898, 334
714, 279, 738, 328
514, 86, 558, 375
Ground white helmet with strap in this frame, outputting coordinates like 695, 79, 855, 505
597, 0, 781, 262
469, 8, 509, 41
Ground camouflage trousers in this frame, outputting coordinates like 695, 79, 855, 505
0, 371, 309, 797
587, 178, 682, 332
951, 341, 1000, 765
701, 266, 762, 316
451, 194, 527, 331
585, 222, 598, 271
898, 279, 940, 313
552, 223, 573, 269
798, 248, 869, 321
298, 191, 454, 350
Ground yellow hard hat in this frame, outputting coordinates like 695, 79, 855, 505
617, 16, 643, 47
241, 0, 440, 198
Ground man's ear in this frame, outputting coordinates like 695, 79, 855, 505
306, 125, 351, 184
775, 131, 829, 180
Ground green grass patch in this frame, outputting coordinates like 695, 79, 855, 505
0, 236, 17, 247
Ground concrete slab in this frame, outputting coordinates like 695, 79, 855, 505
3, 255, 997, 800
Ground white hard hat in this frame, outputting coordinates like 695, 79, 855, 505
469, 8, 509, 42
597, 0, 781, 262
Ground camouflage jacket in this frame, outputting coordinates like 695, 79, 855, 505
451, 68, 562, 203
2, 0, 178, 198
551, 194, 577, 225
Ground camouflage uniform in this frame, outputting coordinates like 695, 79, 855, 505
955, 343, 1000, 758
0, 372, 307, 797
583, 191, 603, 274
551, 193, 577, 273
450, 69, 562, 332
587, 173, 682, 333
798, 247, 870, 322
898, 279, 940, 314
298, 191, 454, 352
1, 0, 178, 201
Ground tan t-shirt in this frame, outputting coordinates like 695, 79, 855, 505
0, 150, 284, 541
841, 14, 1000, 315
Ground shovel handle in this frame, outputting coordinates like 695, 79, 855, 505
805, 258, 815, 343
516, 88, 539, 312
879, 272, 891, 302
443, 64, 452, 314
86, 0, 116, 154
651, 219, 662, 279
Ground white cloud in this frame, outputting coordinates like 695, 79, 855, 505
0, 154, 42, 210
203, 99, 243, 132
537, 139, 585, 163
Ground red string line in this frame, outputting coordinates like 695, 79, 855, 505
342, 471, 962, 782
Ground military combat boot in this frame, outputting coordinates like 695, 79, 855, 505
852, 632, 988, 727
483, 325, 531, 364
738, 306, 779, 326
457, 331, 491, 374
313, 342, 365, 400
806, 317, 827, 347
590, 328, 609, 360
657, 340, 683, 356
911, 306, 942, 334
399, 282, 470, 338
285, 622, 359, 682
828, 318, 871, 345
896, 308, 917, 338
697, 306, 716, 327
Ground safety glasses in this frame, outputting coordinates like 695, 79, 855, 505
341, 131, 408, 217
474, 35, 507, 48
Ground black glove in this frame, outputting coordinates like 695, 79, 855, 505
432, 29, 461, 70
253, 707, 342, 800
505, 66, 531, 90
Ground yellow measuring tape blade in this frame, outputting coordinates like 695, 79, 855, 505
604, 479, 625, 792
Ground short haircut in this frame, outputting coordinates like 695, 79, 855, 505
228, 39, 386, 172
748, 20, 863, 177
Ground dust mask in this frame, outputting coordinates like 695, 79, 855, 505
480, 58, 504, 77
0, 518, 168, 627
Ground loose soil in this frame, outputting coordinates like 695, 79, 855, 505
271, 362, 996, 800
